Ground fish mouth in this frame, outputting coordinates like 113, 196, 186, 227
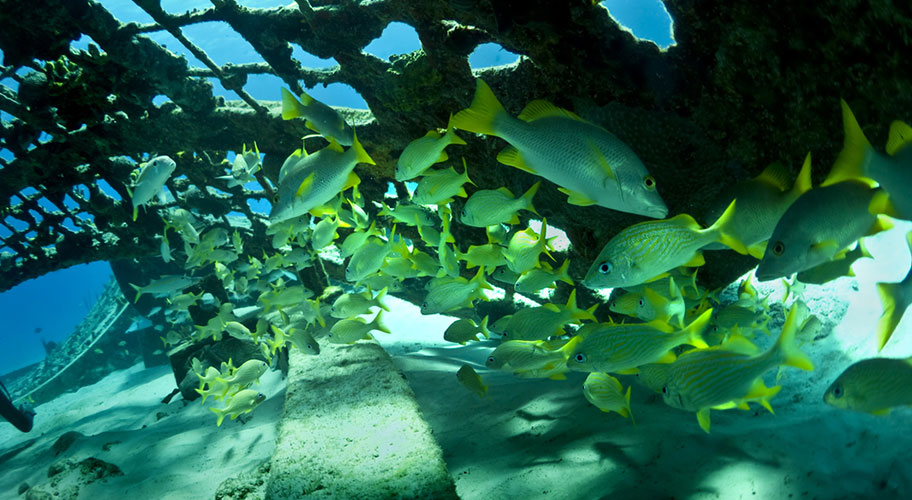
753, 265, 779, 282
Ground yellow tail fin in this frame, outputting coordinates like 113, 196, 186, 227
451, 79, 506, 137
281, 88, 302, 120
774, 304, 814, 370
875, 282, 905, 351
709, 200, 749, 255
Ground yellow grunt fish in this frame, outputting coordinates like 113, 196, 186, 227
824, 357, 912, 414
583, 200, 743, 289
661, 304, 814, 433
452, 79, 667, 218
583, 372, 635, 423
396, 119, 467, 181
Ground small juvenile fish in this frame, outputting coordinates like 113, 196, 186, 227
287, 327, 321, 355
457, 243, 508, 270
217, 143, 261, 188
636, 276, 685, 327
583, 372, 634, 423
327, 311, 390, 344
377, 202, 436, 227
210, 390, 267, 427
503, 219, 554, 274
874, 230, 912, 350
129, 155, 176, 221
452, 79, 667, 218
311, 216, 345, 250
411, 162, 474, 206
281, 87, 354, 146
130, 275, 200, 303
823, 357, 912, 414
331, 287, 390, 318
634, 363, 671, 394
217, 359, 268, 389
499, 289, 596, 341
514, 259, 573, 294
444, 316, 491, 344
486, 337, 581, 374
456, 364, 489, 398
608, 291, 642, 317
661, 304, 814, 433
460, 181, 540, 227
420, 268, 492, 314
396, 121, 466, 181
567, 309, 711, 374
583, 201, 743, 289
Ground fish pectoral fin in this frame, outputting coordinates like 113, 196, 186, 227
696, 408, 712, 433
615, 367, 639, 375
655, 351, 677, 364
643, 272, 671, 283
810, 240, 840, 259
343, 172, 362, 192
557, 187, 597, 206
865, 214, 894, 236
304, 120, 321, 134
437, 151, 449, 163
869, 408, 892, 416
683, 252, 706, 268
886, 120, 912, 156
295, 173, 316, 197
497, 146, 536, 174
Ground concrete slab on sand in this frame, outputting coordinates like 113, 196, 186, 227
266, 340, 458, 499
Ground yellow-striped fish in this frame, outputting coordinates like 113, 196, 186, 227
327, 311, 390, 344
499, 289, 596, 341
583, 372, 635, 422
608, 291, 642, 317
824, 357, 912, 414
634, 363, 671, 394
503, 219, 553, 274
486, 336, 581, 373
420, 268, 492, 314
874, 230, 912, 350
583, 201, 743, 289
567, 309, 711, 374
636, 276, 685, 327
661, 304, 814, 433
460, 181, 540, 227
444, 316, 491, 344
452, 79, 668, 218
281, 87, 353, 146
514, 259, 573, 294
411, 162, 474, 205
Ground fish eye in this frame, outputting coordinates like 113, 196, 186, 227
662, 385, 668, 394
421, 302, 428, 309
643, 175, 656, 190
832, 384, 844, 398
574, 353, 586, 363
771, 241, 785, 256
638, 299, 644, 307
598, 262, 612, 274
486, 356, 495, 364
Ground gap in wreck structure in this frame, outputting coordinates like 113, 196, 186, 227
599, 0, 675, 49
363, 21, 422, 61
468, 43, 520, 69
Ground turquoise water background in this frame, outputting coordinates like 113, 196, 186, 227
0, 0, 672, 374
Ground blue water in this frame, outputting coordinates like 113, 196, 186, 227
0, 1, 673, 375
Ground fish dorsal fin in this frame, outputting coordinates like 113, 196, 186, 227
666, 213, 701, 230
823, 99, 873, 187
518, 99, 584, 123
753, 161, 791, 191
495, 186, 515, 198
886, 120, 912, 156
790, 152, 813, 197
424, 130, 442, 139
299, 90, 315, 105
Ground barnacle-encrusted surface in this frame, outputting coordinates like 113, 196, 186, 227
0, 0, 910, 300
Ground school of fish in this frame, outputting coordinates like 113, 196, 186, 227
125, 82, 912, 430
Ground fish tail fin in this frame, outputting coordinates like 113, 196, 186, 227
375, 286, 391, 311
350, 130, 375, 165
773, 304, 814, 370
682, 308, 711, 349
521, 181, 541, 216
556, 259, 574, 285
624, 386, 636, 425
708, 200, 749, 255
210, 407, 227, 427
564, 289, 597, 321
280, 88, 303, 120
790, 152, 813, 198
445, 114, 468, 146
372, 311, 392, 334
129, 283, 143, 303
823, 99, 874, 186
314, 298, 326, 328
479, 315, 491, 338
875, 282, 906, 351
451, 79, 507, 137
857, 238, 872, 260
886, 120, 912, 156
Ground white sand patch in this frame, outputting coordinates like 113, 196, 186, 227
0, 362, 284, 499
